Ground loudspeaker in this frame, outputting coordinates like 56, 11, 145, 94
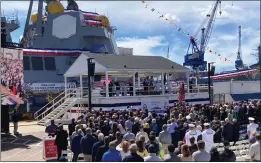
88, 62, 95, 77
210, 66, 215, 76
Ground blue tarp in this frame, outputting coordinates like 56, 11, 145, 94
231, 93, 261, 101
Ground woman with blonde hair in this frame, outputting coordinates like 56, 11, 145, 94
116, 140, 130, 160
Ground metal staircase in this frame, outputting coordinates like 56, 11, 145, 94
34, 89, 80, 126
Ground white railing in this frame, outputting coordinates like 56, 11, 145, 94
34, 88, 80, 121
78, 84, 212, 98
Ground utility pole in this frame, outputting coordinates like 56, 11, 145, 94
208, 62, 215, 104
87, 58, 95, 112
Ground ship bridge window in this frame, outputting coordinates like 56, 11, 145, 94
23, 56, 30, 70
31, 57, 43, 70
44, 57, 56, 70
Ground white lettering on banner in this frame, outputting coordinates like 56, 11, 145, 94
141, 100, 169, 114
24, 83, 76, 92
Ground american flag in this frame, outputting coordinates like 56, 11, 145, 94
93, 76, 112, 88
178, 82, 185, 103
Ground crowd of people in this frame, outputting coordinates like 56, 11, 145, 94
0, 54, 23, 97
45, 100, 261, 162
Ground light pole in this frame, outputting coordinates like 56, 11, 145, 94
87, 58, 95, 112
208, 62, 215, 104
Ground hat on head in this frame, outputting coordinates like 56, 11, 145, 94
188, 124, 195, 128
248, 117, 255, 121
186, 116, 191, 120
204, 123, 210, 126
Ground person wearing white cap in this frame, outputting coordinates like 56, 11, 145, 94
202, 123, 215, 153
247, 117, 259, 139
186, 115, 191, 123
184, 124, 198, 146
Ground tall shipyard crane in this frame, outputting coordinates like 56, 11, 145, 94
235, 26, 245, 70
183, 0, 222, 72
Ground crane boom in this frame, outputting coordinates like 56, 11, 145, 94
235, 25, 245, 70
200, 0, 221, 53
183, 0, 221, 72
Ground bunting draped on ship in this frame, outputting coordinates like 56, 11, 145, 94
140, 1, 232, 63
64, 10, 103, 26
211, 69, 258, 80
23, 48, 90, 55
178, 82, 185, 103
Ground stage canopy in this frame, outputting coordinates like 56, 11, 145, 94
64, 52, 190, 78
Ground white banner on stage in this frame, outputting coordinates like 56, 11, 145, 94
24, 83, 76, 92
141, 100, 169, 114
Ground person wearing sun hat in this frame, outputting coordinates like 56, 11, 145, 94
202, 123, 215, 152
247, 117, 259, 139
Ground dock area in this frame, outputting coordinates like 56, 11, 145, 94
1, 121, 45, 161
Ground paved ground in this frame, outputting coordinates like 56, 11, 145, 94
1, 121, 46, 161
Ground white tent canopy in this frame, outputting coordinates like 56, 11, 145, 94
64, 52, 190, 78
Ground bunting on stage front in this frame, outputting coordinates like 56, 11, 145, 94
140, 1, 232, 63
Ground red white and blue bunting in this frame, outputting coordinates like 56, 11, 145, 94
23, 48, 89, 55
211, 69, 258, 80
64, 10, 103, 26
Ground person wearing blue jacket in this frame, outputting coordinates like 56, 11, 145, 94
150, 119, 159, 135
92, 133, 104, 161
101, 141, 122, 162
71, 129, 83, 162
80, 128, 96, 161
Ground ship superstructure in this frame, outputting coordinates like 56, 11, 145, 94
20, 0, 133, 87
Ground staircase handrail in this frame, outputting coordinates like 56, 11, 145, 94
45, 97, 80, 126
34, 91, 66, 119
34, 88, 80, 120
34, 92, 78, 120
34, 91, 71, 120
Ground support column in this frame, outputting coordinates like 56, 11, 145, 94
105, 71, 109, 97
186, 72, 190, 94
133, 72, 136, 96
65, 77, 68, 95
161, 72, 165, 95
138, 73, 140, 95
80, 75, 83, 97
167, 73, 170, 94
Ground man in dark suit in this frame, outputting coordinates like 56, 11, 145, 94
123, 144, 144, 162
96, 136, 110, 162
68, 118, 76, 145
232, 119, 240, 145
71, 129, 83, 162
92, 133, 104, 161
222, 118, 234, 142
80, 128, 96, 161
55, 125, 68, 161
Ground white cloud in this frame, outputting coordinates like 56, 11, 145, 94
116, 36, 168, 56
2, 1, 259, 72
218, 35, 237, 41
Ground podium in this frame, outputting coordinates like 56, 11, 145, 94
42, 136, 57, 161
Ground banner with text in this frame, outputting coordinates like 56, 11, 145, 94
141, 100, 169, 114
24, 83, 76, 93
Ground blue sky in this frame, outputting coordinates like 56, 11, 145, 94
2, 1, 260, 72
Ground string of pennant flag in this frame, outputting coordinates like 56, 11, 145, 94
141, 1, 233, 63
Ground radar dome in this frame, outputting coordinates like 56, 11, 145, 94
48, 1, 64, 13
96, 15, 110, 27
30, 12, 45, 22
